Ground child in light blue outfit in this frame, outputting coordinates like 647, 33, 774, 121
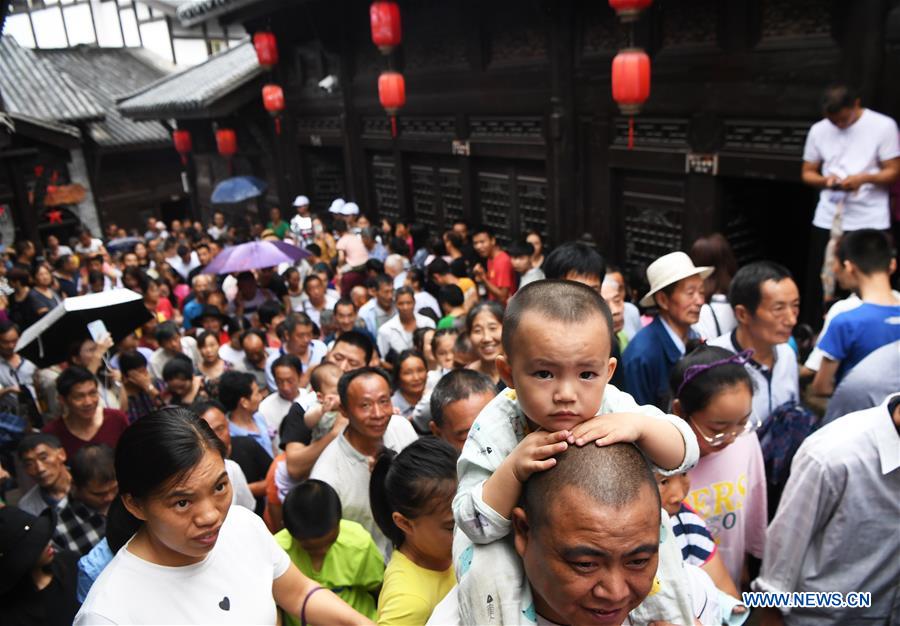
452, 280, 701, 625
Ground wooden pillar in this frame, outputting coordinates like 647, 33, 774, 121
547, 0, 577, 245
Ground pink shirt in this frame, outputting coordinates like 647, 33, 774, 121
336, 233, 369, 268
685, 433, 768, 584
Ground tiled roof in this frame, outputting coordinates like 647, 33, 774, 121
0, 111, 83, 147
175, 0, 262, 27
37, 46, 172, 149
117, 40, 263, 120
0, 36, 105, 123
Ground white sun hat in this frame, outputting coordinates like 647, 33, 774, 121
639, 251, 714, 307
292, 195, 309, 207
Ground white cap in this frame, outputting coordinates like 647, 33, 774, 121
639, 251, 714, 307
155, 220, 166, 229
328, 198, 346, 214
341, 202, 360, 216
292, 195, 309, 207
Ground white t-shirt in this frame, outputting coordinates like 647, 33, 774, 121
802, 109, 900, 231
257, 392, 300, 450
692, 294, 737, 342
75, 238, 104, 256
225, 458, 256, 511
263, 341, 328, 392
414, 290, 441, 317
75, 505, 290, 625
218, 343, 244, 366
309, 415, 418, 559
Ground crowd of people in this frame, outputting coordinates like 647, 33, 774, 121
0, 84, 897, 626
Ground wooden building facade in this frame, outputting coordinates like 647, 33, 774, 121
178, 0, 899, 291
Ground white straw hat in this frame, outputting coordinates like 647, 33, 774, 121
639, 251, 714, 307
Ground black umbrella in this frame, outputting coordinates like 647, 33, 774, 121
15, 289, 153, 367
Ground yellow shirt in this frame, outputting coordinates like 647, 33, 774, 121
376, 550, 455, 626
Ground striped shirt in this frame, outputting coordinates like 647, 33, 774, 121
671, 502, 717, 566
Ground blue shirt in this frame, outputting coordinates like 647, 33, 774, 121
77, 537, 114, 602
621, 316, 683, 409
229, 411, 274, 457
818, 302, 900, 382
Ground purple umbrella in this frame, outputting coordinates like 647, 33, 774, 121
203, 240, 310, 275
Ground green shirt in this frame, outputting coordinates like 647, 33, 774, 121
267, 220, 290, 239
274, 519, 384, 624
437, 314, 458, 330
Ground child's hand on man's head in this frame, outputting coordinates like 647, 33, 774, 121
509, 429, 570, 483
567, 412, 646, 447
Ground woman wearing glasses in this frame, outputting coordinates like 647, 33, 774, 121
667, 345, 767, 590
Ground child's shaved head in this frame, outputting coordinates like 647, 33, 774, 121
502, 280, 614, 358
310, 362, 341, 393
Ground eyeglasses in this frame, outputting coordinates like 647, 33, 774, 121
689, 415, 761, 447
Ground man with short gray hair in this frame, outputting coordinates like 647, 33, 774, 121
429, 369, 496, 452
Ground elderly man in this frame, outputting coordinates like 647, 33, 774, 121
622, 252, 712, 408
429, 370, 496, 453
53, 444, 117, 556
264, 313, 327, 391
16, 433, 72, 516
430, 442, 710, 625
309, 367, 417, 559
361, 226, 388, 262
753, 393, 900, 626
233, 329, 275, 392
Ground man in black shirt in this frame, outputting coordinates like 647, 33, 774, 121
0, 507, 79, 626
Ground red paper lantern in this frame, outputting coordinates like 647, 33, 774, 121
609, 0, 653, 22
172, 129, 192, 165
370, 1, 401, 54
378, 71, 405, 138
253, 31, 278, 67
262, 84, 285, 135
612, 48, 651, 114
612, 48, 651, 149
216, 128, 237, 157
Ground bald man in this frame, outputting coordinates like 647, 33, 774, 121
431, 443, 720, 625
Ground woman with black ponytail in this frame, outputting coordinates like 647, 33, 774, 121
75, 406, 372, 625
369, 438, 458, 626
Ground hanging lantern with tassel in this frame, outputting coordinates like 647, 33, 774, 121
253, 31, 278, 67
216, 128, 237, 157
262, 84, 285, 135
608, 0, 653, 23
611, 48, 650, 149
172, 129, 192, 166
370, 1, 401, 54
378, 71, 405, 138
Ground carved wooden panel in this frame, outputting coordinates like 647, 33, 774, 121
488, 1, 547, 68
760, 0, 832, 40
470, 116, 544, 142
581, 3, 628, 57
361, 116, 391, 138
295, 117, 343, 135
612, 118, 690, 148
370, 154, 400, 221
306, 150, 346, 214
517, 175, 549, 240
410, 165, 440, 231
404, 2, 467, 73
478, 172, 514, 244
724, 212, 763, 266
621, 176, 685, 273
661, 0, 719, 48
722, 120, 811, 155
398, 117, 456, 138
440, 168, 464, 226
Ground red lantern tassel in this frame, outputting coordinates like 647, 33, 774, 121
391, 115, 397, 138
628, 117, 634, 150
180, 155, 188, 167
275, 117, 282, 136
